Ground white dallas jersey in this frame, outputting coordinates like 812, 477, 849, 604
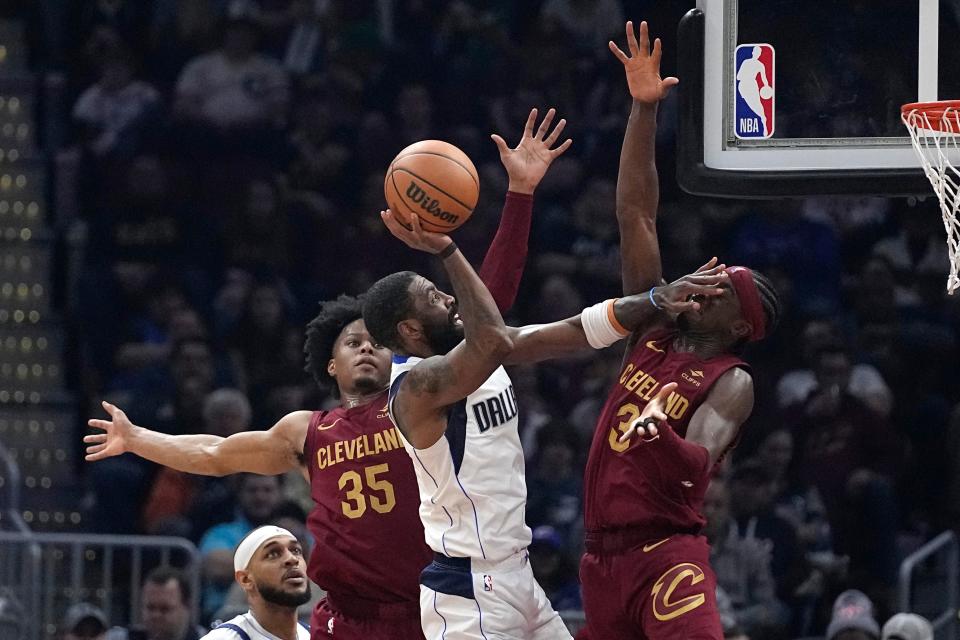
201, 611, 310, 640
389, 355, 531, 562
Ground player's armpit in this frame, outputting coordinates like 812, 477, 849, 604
684, 368, 754, 464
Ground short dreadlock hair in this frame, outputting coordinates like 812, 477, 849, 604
303, 294, 365, 393
751, 269, 782, 336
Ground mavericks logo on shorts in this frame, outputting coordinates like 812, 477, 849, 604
734, 43, 775, 139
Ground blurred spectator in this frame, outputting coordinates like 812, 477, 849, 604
540, 0, 623, 54
174, 10, 289, 155
729, 202, 841, 317
787, 343, 902, 594
228, 280, 296, 398
880, 613, 933, 640
276, 0, 331, 77
704, 479, 789, 639
72, 45, 161, 159
0, 589, 24, 640
776, 320, 892, 418
224, 179, 292, 275
528, 525, 582, 611
198, 474, 284, 619
525, 424, 583, 548
62, 603, 110, 640
141, 389, 253, 536
728, 460, 805, 603
121, 567, 204, 640
824, 590, 879, 640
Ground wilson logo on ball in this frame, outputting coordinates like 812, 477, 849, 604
406, 182, 460, 223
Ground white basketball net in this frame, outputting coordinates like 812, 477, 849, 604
902, 103, 960, 294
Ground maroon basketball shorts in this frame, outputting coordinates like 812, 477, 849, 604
311, 595, 425, 640
579, 533, 722, 640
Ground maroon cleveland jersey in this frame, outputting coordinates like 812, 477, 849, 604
583, 329, 747, 533
303, 391, 432, 604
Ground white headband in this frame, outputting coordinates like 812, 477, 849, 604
234, 526, 296, 572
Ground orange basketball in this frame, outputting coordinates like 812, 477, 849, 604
384, 140, 480, 233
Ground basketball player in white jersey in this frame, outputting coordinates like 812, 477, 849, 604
363, 207, 730, 639
736, 46, 771, 136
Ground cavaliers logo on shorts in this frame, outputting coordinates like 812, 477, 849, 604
651, 562, 707, 621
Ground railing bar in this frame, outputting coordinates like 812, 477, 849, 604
131, 546, 142, 624
71, 541, 83, 605
103, 545, 113, 623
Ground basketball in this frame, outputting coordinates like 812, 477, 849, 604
384, 140, 480, 233
760, 86, 773, 100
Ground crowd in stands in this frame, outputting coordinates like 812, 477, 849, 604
16, 0, 960, 637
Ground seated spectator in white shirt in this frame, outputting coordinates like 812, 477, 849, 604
72, 47, 162, 158
174, 12, 289, 132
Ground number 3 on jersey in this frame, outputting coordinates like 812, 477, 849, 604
609, 403, 641, 452
338, 463, 396, 519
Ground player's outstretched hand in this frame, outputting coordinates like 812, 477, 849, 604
85, 401, 134, 461
652, 257, 728, 316
609, 21, 679, 104
381, 209, 454, 255
491, 107, 573, 195
619, 382, 678, 442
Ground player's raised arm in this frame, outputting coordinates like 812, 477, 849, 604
610, 20, 678, 296
375, 212, 513, 447
480, 107, 572, 312
503, 259, 727, 364
84, 401, 306, 476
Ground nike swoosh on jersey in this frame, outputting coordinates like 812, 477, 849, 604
643, 538, 670, 553
317, 417, 343, 430
645, 340, 665, 353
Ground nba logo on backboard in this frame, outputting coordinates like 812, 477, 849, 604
734, 44, 775, 139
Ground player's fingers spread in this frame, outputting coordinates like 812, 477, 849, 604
523, 108, 537, 137
536, 108, 556, 139
544, 117, 566, 145
86, 443, 107, 455
608, 41, 629, 63
636, 21, 649, 54
626, 21, 640, 55
83, 433, 107, 443
551, 138, 573, 157
695, 257, 718, 272
87, 419, 109, 431
652, 37, 662, 63
490, 133, 509, 154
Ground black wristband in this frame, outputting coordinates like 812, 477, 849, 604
436, 242, 458, 259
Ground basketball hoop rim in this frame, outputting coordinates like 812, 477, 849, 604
901, 100, 960, 134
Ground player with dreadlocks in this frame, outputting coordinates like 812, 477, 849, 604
84, 107, 572, 640
575, 22, 783, 640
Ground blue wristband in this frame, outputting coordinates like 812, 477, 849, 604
649, 287, 662, 310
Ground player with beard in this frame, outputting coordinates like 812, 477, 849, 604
85, 107, 572, 640
363, 208, 730, 638
574, 22, 783, 640
202, 526, 311, 640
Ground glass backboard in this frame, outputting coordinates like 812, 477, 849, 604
677, 0, 960, 197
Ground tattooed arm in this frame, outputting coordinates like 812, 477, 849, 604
382, 212, 513, 448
